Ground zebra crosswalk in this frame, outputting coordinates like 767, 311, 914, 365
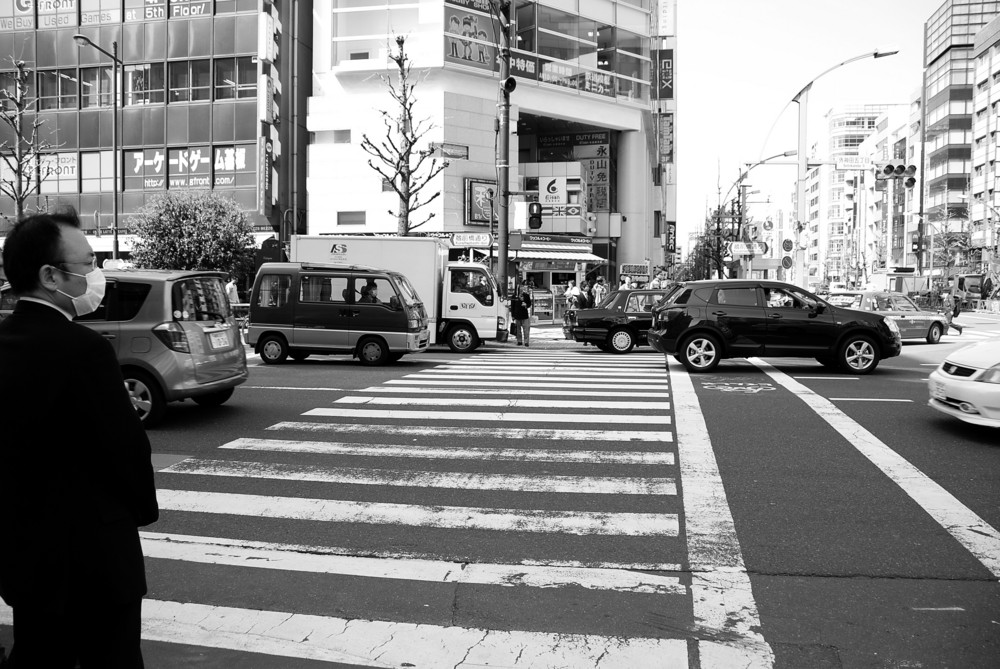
1, 349, 773, 667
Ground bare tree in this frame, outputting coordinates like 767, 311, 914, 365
0, 59, 56, 224
361, 36, 448, 236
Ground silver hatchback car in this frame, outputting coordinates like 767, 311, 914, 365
1, 269, 248, 426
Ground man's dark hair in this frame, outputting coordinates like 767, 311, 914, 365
2, 210, 82, 294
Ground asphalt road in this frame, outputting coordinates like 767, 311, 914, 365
2, 315, 998, 668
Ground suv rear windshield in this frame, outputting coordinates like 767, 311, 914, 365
172, 276, 231, 321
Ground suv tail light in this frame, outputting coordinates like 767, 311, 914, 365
152, 322, 191, 352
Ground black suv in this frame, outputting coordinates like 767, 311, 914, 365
647, 279, 902, 374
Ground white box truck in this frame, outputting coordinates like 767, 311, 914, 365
290, 235, 508, 352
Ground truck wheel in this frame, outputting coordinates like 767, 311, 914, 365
447, 325, 479, 353
123, 369, 166, 428
259, 335, 288, 364
357, 336, 389, 365
838, 334, 879, 375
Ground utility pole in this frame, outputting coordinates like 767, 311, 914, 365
495, 0, 515, 298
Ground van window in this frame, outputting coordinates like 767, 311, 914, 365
257, 274, 291, 308
356, 276, 395, 305
300, 274, 349, 303
173, 276, 230, 321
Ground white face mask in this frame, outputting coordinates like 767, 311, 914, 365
57, 267, 107, 316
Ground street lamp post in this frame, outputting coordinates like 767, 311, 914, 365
792, 48, 898, 287
73, 34, 120, 260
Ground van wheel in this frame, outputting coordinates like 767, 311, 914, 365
447, 325, 479, 353
193, 388, 235, 407
358, 337, 389, 365
838, 334, 879, 374
123, 369, 166, 428
259, 335, 288, 364
926, 323, 943, 344
678, 333, 721, 372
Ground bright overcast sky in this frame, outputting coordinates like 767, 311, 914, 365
675, 0, 945, 247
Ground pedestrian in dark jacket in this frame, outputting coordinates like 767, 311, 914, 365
511, 285, 532, 346
0, 210, 159, 668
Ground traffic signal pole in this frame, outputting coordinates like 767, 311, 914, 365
495, 0, 514, 298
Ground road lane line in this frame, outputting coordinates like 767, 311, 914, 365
138, 532, 685, 594
388, 379, 672, 390
267, 422, 672, 441
336, 395, 671, 410
792, 376, 858, 381
220, 438, 675, 464
401, 374, 670, 384
752, 358, 1000, 579
302, 407, 671, 424
163, 459, 677, 495
667, 361, 775, 668
134, 600, 690, 667
420, 368, 666, 377
242, 386, 344, 391
360, 386, 672, 398
827, 398, 912, 402
156, 489, 679, 536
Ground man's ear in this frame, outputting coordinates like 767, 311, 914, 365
38, 263, 60, 290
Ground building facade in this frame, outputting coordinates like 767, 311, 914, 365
920, 0, 1000, 275
0, 0, 310, 258
970, 12, 1000, 274
308, 0, 667, 295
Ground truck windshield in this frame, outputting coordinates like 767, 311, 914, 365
393, 274, 422, 307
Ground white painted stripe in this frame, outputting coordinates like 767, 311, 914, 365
303, 407, 671, 425
220, 438, 675, 465
268, 422, 672, 441
668, 361, 775, 668
243, 386, 344, 391
444, 360, 662, 368
135, 600, 690, 667
388, 379, 672, 390
141, 530, 681, 572
336, 395, 671, 410
792, 376, 858, 381
163, 459, 676, 495
752, 358, 1000, 579
158, 489, 679, 537
438, 362, 664, 371
421, 368, 666, 377
911, 606, 965, 612
828, 398, 913, 403
403, 374, 670, 385
139, 532, 685, 594
361, 386, 671, 398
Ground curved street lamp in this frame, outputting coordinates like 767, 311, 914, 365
792, 48, 899, 286
73, 34, 121, 259
724, 149, 797, 204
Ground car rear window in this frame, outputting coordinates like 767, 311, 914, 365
172, 276, 231, 321
827, 293, 863, 308
715, 287, 759, 306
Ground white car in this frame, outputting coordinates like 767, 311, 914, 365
928, 340, 1000, 427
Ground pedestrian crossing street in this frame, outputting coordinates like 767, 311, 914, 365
1, 349, 773, 668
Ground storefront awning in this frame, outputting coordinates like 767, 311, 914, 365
515, 250, 607, 263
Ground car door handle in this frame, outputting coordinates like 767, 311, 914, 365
712, 310, 727, 316
99, 332, 117, 339
767, 313, 782, 319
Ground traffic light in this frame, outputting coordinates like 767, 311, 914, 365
528, 201, 543, 229
877, 160, 918, 188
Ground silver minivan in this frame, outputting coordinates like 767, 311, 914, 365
247, 262, 430, 365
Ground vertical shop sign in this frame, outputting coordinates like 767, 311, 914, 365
655, 50, 673, 100
258, 137, 272, 216
466, 178, 497, 226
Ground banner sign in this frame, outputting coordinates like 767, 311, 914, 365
655, 49, 673, 100
466, 178, 496, 226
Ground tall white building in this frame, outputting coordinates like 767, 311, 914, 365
307, 0, 671, 293
970, 13, 1000, 273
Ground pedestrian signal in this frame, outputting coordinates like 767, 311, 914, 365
528, 202, 543, 230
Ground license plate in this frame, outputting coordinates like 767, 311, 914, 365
209, 330, 231, 350
932, 380, 946, 401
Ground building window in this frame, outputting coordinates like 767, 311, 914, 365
80, 151, 114, 193
80, 67, 114, 109
37, 69, 78, 111
124, 63, 165, 105
214, 57, 256, 100
337, 211, 366, 225
168, 60, 211, 103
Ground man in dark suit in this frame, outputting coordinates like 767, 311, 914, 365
0, 211, 159, 668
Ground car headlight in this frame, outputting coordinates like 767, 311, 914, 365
978, 364, 1000, 384
883, 316, 900, 335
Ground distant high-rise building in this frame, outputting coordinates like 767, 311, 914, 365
970, 12, 1000, 273
921, 0, 1000, 274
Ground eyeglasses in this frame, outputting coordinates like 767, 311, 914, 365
56, 257, 97, 271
